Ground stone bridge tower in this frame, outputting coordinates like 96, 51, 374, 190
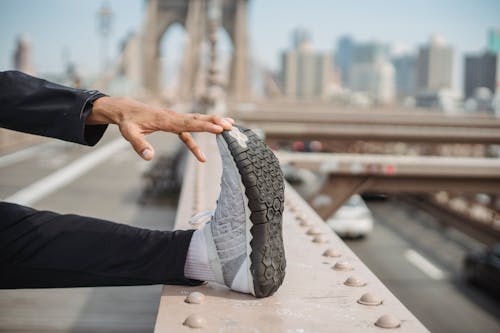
142, 0, 250, 100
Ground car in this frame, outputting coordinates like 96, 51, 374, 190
463, 244, 500, 297
326, 194, 374, 238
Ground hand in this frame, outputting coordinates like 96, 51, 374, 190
86, 96, 234, 162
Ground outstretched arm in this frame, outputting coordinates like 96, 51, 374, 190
0, 70, 233, 162
88, 96, 233, 162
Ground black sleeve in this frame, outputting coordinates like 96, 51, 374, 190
0, 70, 108, 146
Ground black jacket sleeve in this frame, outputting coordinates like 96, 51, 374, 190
0, 70, 108, 146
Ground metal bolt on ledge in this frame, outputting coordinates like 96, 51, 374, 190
299, 219, 312, 227
185, 291, 206, 304
344, 275, 367, 287
323, 248, 342, 258
375, 314, 402, 329
333, 261, 353, 271
312, 234, 329, 243
357, 292, 383, 306
183, 314, 207, 329
306, 227, 322, 235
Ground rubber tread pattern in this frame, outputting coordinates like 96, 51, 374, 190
221, 125, 286, 298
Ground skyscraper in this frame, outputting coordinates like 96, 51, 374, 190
281, 30, 332, 100
487, 28, 500, 53
335, 36, 354, 87
416, 36, 453, 94
464, 51, 499, 99
392, 54, 417, 97
352, 42, 388, 64
349, 41, 395, 104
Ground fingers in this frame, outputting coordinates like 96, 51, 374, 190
121, 125, 155, 161
214, 117, 233, 130
171, 113, 234, 134
179, 132, 206, 162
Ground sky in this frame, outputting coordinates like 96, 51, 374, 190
1, 0, 499, 91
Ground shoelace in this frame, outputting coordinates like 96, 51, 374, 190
188, 210, 214, 228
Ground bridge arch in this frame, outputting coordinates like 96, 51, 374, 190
141, 0, 250, 100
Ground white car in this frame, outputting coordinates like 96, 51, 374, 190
326, 195, 374, 238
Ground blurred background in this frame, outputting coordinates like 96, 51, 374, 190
0, 1, 499, 332
1, 0, 499, 110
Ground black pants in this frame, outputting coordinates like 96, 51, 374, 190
0, 202, 200, 288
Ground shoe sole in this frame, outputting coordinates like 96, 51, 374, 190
221, 125, 286, 298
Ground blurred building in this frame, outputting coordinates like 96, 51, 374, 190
415, 36, 455, 110
13, 36, 35, 75
349, 62, 395, 104
281, 30, 332, 100
349, 42, 395, 104
352, 42, 388, 64
464, 51, 498, 99
335, 35, 355, 87
392, 54, 417, 98
416, 35, 453, 94
487, 28, 500, 53
463, 30, 500, 114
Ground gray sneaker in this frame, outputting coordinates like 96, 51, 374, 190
202, 125, 286, 298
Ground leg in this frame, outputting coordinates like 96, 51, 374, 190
0, 202, 201, 289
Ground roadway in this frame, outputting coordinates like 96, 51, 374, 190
0, 128, 179, 333
346, 197, 500, 333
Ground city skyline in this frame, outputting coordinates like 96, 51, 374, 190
1, 0, 499, 93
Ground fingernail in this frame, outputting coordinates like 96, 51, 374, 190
221, 119, 230, 127
200, 151, 206, 161
141, 148, 153, 160
225, 117, 235, 124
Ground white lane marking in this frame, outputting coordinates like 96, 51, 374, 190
404, 249, 447, 280
0, 142, 55, 168
4, 138, 128, 206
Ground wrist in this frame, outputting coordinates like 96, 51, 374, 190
87, 96, 122, 125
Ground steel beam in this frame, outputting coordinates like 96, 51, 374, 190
258, 122, 500, 144
278, 152, 500, 179
279, 152, 500, 220
230, 106, 500, 128
229, 103, 500, 144
310, 176, 372, 221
